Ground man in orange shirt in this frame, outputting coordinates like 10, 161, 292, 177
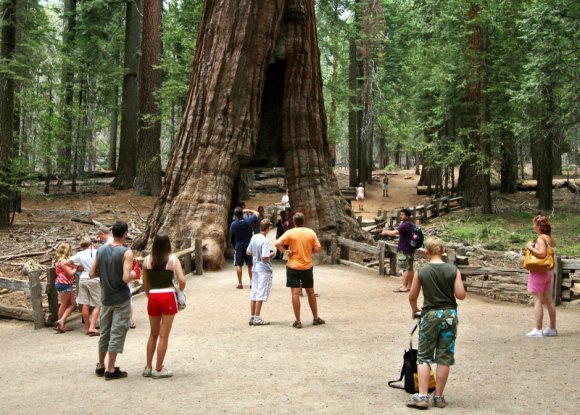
275, 212, 325, 329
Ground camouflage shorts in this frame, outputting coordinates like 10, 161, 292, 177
417, 308, 458, 366
397, 252, 414, 272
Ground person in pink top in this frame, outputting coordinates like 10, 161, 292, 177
53, 242, 80, 333
525, 214, 558, 338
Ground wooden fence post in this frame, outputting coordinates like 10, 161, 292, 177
553, 255, 563, 305
27, 270, 45, 329
183, 238, 192, 274
46, 268, 58, 325
387, 244, 398, 275
378, 241, 385, 275
194, 238, 203, 275
330, 234, 338, 264
445, 248, 456, 265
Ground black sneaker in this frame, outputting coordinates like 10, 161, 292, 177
104, 367, 128, 380
95, 364, 105, 377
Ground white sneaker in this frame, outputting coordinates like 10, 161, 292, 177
152, 367, 173, 379
543, 328, 558, 337
253, 318, 270, 326
526, 328, 543, 338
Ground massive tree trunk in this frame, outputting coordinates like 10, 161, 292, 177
458, 4, 487, 208
348, 38, 359, 187
134, 0, 162, 196
108, 49, 120, 171
113, 0, 142, 189
59, 0, 76, 179
536, 77, 554, 210
134, 0, 361, 269
500, 129, 518, 193
0, 0, 17, 227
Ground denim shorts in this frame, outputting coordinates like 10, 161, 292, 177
55, 282, 74, 292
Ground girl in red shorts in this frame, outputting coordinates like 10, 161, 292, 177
142, 233, 186, 378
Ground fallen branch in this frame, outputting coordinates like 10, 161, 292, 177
127, 199, 146, 223
0, 249, 52, 263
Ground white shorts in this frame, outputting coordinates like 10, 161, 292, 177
250, 270, 273, 302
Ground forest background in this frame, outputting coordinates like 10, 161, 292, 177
0, 0, 578, 229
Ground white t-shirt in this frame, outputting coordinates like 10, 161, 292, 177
281, 194, 290, 209
246, 233, 273, 272
70, 247, 96, 280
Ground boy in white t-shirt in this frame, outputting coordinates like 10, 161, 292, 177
246, 219, 275, 326
68, 236, 101, 335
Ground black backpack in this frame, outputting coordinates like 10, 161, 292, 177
409, 224, 424, 251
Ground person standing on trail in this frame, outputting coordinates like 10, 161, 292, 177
382, 175, 389, 197
230, 206, 259, 289
141, 232, 186, 379
525, 214, 557, 338
53, 242, 79, 333
97, 225, 113, 245
67, 236, 101, 336
246, 219, 275, 326
407, 236, 466, 409
90, 221, 135, 380
356, 183, 365, 211
382, 208, 415, 292
275, 212, 324, 329
275, 188, 291, 211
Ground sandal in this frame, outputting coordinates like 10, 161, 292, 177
313, 317, 325, 326
393, 287, 410, 292
293, 321, 303, 329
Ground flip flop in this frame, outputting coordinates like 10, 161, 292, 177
393, 287, 410, 292
236, 284, 243, 289
87, 331, 100, 336
129, 322, 136, 329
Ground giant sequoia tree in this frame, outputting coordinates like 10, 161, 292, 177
134, 0, 360, 269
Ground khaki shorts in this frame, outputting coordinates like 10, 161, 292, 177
397, 252, 414, 272
77, 278, 101, 307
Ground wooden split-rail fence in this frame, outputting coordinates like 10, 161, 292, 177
326, 233, 579, 306
0, 238, 203, 328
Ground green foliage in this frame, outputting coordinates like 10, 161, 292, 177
436, 211, 580, 256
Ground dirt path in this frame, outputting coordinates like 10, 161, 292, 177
1, 261, 578, 414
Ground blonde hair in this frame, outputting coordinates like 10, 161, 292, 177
79, 236, 92, 248
424, 236, 445, 256
53, 242, 72, 263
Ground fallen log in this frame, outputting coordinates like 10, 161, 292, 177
0, 249, 51, 263
0, 304, 34, 321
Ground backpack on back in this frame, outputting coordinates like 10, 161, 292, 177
409, 224, 424, 251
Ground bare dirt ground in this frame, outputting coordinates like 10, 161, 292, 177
1, 170, 579, 414
1, 261, 579, 414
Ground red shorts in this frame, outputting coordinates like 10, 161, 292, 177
147, 290, 178, 316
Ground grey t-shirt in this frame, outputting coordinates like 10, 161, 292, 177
96, 244, 130, 306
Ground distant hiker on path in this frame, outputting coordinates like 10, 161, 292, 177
356, 183, 365, 211
275, 212, 324, 329
382, 175, 389, 197
90, 221, 135, 380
